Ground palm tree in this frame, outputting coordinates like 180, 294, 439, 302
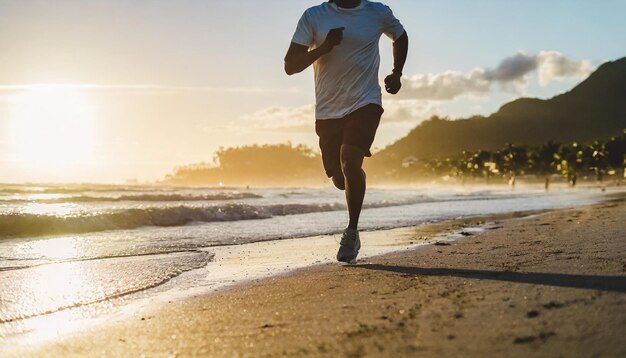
489, 150, 504, 184
530, 141, 560, 190
558, 143, 585, 187
457, 151, 474, 185
588, 141, 609, 184
604, 131, 626, 185
501, 144, 528, 189
472, 150, 493, 183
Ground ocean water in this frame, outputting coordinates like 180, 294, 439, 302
0, 183, 618, 338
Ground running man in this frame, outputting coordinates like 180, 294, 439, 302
284, 0, 408, 263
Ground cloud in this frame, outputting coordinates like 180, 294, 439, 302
395, 51, 596, 101
240, 104, 315, 133
381, 100, 440, 123
535, 51, 595, 86
484, 52, 537, 82
240, 100, 439, 133
394, 69, 491, 101
235, 50, 596, 134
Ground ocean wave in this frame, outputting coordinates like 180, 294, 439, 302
0, 185, 241, 195
0, 192, 262, 203
0, 203, 334, 238
0, 197, 431, 239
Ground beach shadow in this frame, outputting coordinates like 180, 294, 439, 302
354, 264, 626, 293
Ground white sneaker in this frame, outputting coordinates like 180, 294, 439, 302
336, 228, 361, 263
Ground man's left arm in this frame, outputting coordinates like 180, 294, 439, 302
385, 31, 408, 95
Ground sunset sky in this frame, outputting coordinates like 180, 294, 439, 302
0, 0, 624, 183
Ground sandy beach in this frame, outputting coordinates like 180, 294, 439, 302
6, 194, 626, 357
2, 1, 625, 357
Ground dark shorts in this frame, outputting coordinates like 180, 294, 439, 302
315, 103, 384, 178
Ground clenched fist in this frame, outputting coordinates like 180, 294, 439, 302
384, 72, 402, 94
321, 27, 345, 53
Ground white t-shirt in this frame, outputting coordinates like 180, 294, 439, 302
291, 1, 405, 120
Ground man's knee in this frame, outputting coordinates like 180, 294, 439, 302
331, 172, 346, 190
340, 144, 365, 176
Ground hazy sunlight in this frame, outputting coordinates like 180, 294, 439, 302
7, 85, 96, 172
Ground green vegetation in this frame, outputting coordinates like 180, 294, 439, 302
164, 57, 626, 187
371, 57, 626, 162
370, 130, 625, 188
164, 143, 323, 186
163, 131, 625, 187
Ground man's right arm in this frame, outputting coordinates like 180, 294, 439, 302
284, 27, 344, 76
284, 42, 330, 76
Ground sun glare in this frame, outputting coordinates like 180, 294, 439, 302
8, 85, 96, 172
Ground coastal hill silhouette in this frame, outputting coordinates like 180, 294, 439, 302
372, 57, 626, 164
164, 57, 625, 186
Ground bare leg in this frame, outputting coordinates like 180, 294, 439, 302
331, 170, 345, 191
340, 144, 366, 230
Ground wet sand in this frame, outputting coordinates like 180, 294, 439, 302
7, 196, 626, 357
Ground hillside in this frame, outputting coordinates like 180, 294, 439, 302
372, 57, 626, 166
164, 58, 626, 186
